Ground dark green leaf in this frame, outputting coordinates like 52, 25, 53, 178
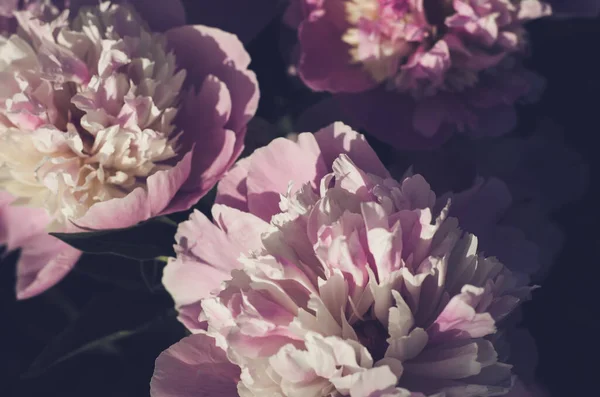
21, 290, 179, 379
50, 217, 177, 260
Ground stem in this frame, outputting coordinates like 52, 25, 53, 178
155, 216, 178, 227
21, 310, 177, 379
45, 288, 79, 322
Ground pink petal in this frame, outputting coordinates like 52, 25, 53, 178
247, 136, 326, 221
151, 334, 239, 397
0, 196, 51, 250
428, 286, 496, 342
74, 151, 193, 230
166, 25, 259, 133
16, 234, 81, 300
215, 157, 252, 212
162, 256, 232, 331
176, 302, 207, 334
297, 4, 376, 93
314, 122, 390, 178
0, 196, 81, 300
71, 187, 149, 231
151, 151, 194, 216
348, 366, 401, 397
163, 210, 244, 325
167, 77, 238, 211
212, 204, 269, 253
0, 0, 18, 17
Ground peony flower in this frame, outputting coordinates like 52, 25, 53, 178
153, 122, 536, 396
0, 0, 259, 299
287, 0, 551, 149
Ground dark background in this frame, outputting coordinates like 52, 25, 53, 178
1, 3, 598, 396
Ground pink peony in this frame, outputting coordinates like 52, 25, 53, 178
153, 122, 535, 396
0, 0, 259, 299
289, 0, 551, 149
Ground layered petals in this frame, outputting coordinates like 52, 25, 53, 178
291, 0, 552, 147
156, 123, 535, 396
0, 1, 258, 298
151, 333, 240, 397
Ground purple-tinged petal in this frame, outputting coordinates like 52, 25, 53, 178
0, 194, 51, 251
297, 2, 377, 93
167, 78, 237, 211
74, 151, 193, 230
162, 207, 268, 330
151, 334, 239, 397
212, 204, 269, 253
166, 25, 259, 133
314, 121, 390, 178
16, 235, 81, 300
246, 136, 327, 221
215, 157, 251, 212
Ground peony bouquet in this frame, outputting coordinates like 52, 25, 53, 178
0, 1, 592, 396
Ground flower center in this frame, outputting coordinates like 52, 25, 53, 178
354, 319, 389, 362
343, 0, 423, 82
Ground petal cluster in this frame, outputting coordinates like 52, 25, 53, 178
1, 2, 185, 228
294, 0, 551, 146
154, 123, 534, 397
0, 0, 259, 298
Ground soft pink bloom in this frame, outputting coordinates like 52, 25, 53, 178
153, 122, 535, 396
289, 0, 551, 148
0, 0, 259, 299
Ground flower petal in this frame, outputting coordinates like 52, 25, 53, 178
151, 334, 239, 397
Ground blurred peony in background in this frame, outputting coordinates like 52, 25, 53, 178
0, 1, 597, 396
